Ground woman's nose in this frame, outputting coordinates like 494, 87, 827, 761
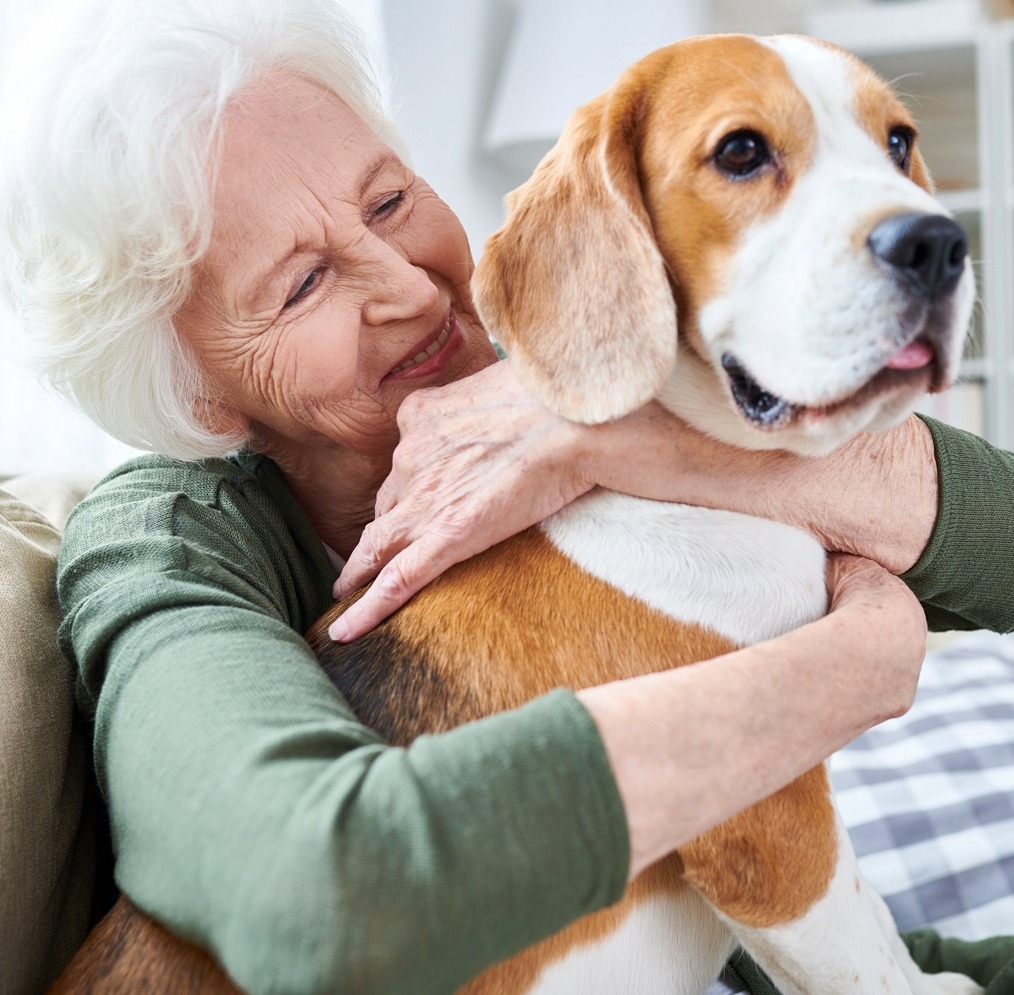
361, 247, 440, 326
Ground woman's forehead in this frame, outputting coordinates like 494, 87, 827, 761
214, 74, 402, 236
220, 73, 391, 184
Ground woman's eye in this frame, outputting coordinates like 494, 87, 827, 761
887, 126, 914, 172
284, 267, 325, 309
373, 192, 404, 218
714, 130, 771, 178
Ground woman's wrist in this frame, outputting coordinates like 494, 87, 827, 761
785, 416, 939, 573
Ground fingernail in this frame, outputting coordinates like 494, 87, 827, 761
328, 618, 350, 642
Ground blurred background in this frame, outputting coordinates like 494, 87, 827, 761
1, 0, 1011, 474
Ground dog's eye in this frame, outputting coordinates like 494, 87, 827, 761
714, 130, 771, 178
887, 126, 915, 172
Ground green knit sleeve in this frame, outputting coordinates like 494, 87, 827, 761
901, 416, 1014, 633
58, 454, 629, 995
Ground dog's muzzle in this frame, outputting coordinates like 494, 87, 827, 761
721, 211, 969, 429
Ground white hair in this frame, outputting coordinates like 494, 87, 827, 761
0, 0, 401, 459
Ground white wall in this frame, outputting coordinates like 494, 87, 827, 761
0, 0, 135, 475
379, 0, 720, 258
380, 0, 527, 256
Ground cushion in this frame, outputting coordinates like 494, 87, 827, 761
0, 476, 98, 989
2, 472, 98, 531
832, 630, 1014, 940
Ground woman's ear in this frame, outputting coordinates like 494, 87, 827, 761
473, 72, 677, 424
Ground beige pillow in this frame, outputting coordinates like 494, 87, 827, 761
0, 478, 98, 992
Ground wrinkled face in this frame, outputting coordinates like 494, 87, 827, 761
646, 35, 974, 453
177, 73, 495, 464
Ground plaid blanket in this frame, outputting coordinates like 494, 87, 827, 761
708, 630, 1014, 995
832, 630, 1014, 941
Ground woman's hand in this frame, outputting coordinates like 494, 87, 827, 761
820, 552, 927, 722
330, 361, 596, 640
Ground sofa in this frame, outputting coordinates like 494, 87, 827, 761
0, 474, 100, 993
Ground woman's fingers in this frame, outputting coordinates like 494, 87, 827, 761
330, 532, 466, 642
333, 514, 407, 601
327, 361, 600, 640
330, 472, 558, 639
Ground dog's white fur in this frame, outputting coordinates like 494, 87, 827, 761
544, 491, 826, 647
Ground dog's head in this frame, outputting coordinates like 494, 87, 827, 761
473, 34, 975, 454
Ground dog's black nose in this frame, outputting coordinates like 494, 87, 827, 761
868, 212, 968, 300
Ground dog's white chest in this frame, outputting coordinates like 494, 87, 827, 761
541, 491, 827, 647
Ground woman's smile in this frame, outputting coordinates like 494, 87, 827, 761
383, 310, 464, 382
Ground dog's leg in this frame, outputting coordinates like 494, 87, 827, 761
679, 769, 983, 995
860, 876, 985, 995
511, 872, 734, 995
726, 818, 982, 995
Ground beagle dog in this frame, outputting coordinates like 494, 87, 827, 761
53, 33, 977, 995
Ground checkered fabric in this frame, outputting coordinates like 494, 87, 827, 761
832, 630, 1014, 941
707, 631, 1014, 995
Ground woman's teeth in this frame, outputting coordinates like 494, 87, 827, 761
393, 318, 452, 372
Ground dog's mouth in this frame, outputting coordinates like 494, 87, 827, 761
721, 337, 944, 429
721, 354, 797, 428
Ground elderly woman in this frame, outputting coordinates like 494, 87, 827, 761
2, 0, 1013, 993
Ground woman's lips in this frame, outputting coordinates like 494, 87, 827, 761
384, 312, 460, 381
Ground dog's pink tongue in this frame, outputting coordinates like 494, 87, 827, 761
885, 340, 934, 370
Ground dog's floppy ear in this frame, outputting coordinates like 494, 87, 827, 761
473, 71, 676, 424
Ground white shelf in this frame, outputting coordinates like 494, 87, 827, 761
806, 0, 983, 55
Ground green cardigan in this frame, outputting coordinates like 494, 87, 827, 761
57, 416, 1014, 994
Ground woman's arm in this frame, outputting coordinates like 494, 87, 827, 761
332, 361, 955, 639
584, 554, 926, 877
585, 402, 939, 575
590, 408, 1014, 634
60, 454, 629, 995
